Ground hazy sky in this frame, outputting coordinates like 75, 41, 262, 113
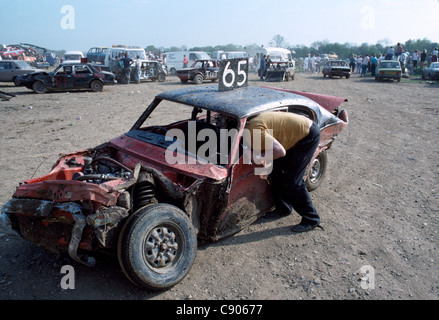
1, 0, 438, 52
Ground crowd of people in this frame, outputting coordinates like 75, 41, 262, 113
348, 43, 438, 77
302, 54, 322, 73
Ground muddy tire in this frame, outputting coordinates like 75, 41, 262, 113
32, 81, 47, 94
193, 74, 203, 84
117, 203, 197, 291
157, 73, 166, 82
90, 80, 103, 92
306, 150, 327, 192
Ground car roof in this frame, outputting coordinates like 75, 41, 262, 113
156, 85, 316, 119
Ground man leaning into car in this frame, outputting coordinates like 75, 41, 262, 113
244, 111, 324, 233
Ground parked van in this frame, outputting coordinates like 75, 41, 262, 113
86, 45, 148, 70
86, 45, 163, 82
254, 47, 293, 67
164, 51, 211, 75
64, 51, 84, 64
211, 51, 249, 60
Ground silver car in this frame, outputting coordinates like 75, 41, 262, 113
422, 62, 439, 80
0, 60, 44, 85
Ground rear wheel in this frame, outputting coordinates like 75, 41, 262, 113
32, 81, 47, 94
157, 73, 166, 82
306, 151, 327, 192
117, 203, 197, 291
193, 74, 203, 84
90, 80, 103, 92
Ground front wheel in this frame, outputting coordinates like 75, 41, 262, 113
117, 203, 197, 291
305, 151, 327, 192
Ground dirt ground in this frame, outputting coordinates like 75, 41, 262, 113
0, 70, 438, 301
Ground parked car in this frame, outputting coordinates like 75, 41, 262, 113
264, 61, 295, 81
176, 59, 219, 84
16, 63, 116, 93
322, 60, 351, 78
375, 60, 402, 82
422, 62, 439, 80
0, 60, 44, 85
1, 84, 348, 291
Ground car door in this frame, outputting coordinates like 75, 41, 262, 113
0, 61, 15, 81
52, 65, 74, 89
224, 124, 275, 227
73, 65, 93, 88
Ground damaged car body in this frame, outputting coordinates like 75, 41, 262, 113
2, 84, 348, 291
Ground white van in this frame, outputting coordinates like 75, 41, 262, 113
254, 47, 293, 67
164, 51, 211, 75
87, 45, 159, 81
211, 51, 249, 60
86, 45, 148, 70
64, 51, 84, 63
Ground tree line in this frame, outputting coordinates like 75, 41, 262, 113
145, 36, 439, 60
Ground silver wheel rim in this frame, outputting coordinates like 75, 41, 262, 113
143, 224, 182, 270
309, 158, 321, 183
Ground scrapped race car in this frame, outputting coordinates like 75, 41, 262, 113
421, 62, 439, 80
322, 60, 351, 79
176, 59, 219, 84
16, 62, 116, 93
375, 60, 402, 82
264, 61, 295, 82
1, 58, 348, 291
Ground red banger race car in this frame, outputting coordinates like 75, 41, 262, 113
1, 60, 348, 291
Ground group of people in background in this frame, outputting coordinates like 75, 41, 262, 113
349, 43, 438, 77
303, 54, 321, 73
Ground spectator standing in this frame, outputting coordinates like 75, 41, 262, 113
315, 54, 321, 73
349, 54, 356, 73
361, 54, 369, 77
420, 49, 427, 68
183, 55, 188, 68
356, 55, 362, 73
370, 54, 378, 76
412, 50, 419, 70
121, 53, 133, 84
432, 47, 438, 63
396, 43, 404, 57
134, 55, 141, 84
303, 54, 309, 73
259, 55, 266, 80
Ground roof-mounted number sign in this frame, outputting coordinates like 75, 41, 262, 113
218, 58, 248, 92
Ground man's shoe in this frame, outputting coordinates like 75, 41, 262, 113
263, 209, 291, 220
290, 222, 324, 233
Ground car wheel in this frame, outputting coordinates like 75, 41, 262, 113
305, 150, 327, 192
32, 81, 47, 94
90, 80, 104, 92
117, 203, 197, 291
180, 79, 188, 83
170, 68, 177, 76
157, 73, 166, 82
193, 74, 203, 84
284, 72, 290, 81
346, 75, 350, 79
13, 77, 21, 87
